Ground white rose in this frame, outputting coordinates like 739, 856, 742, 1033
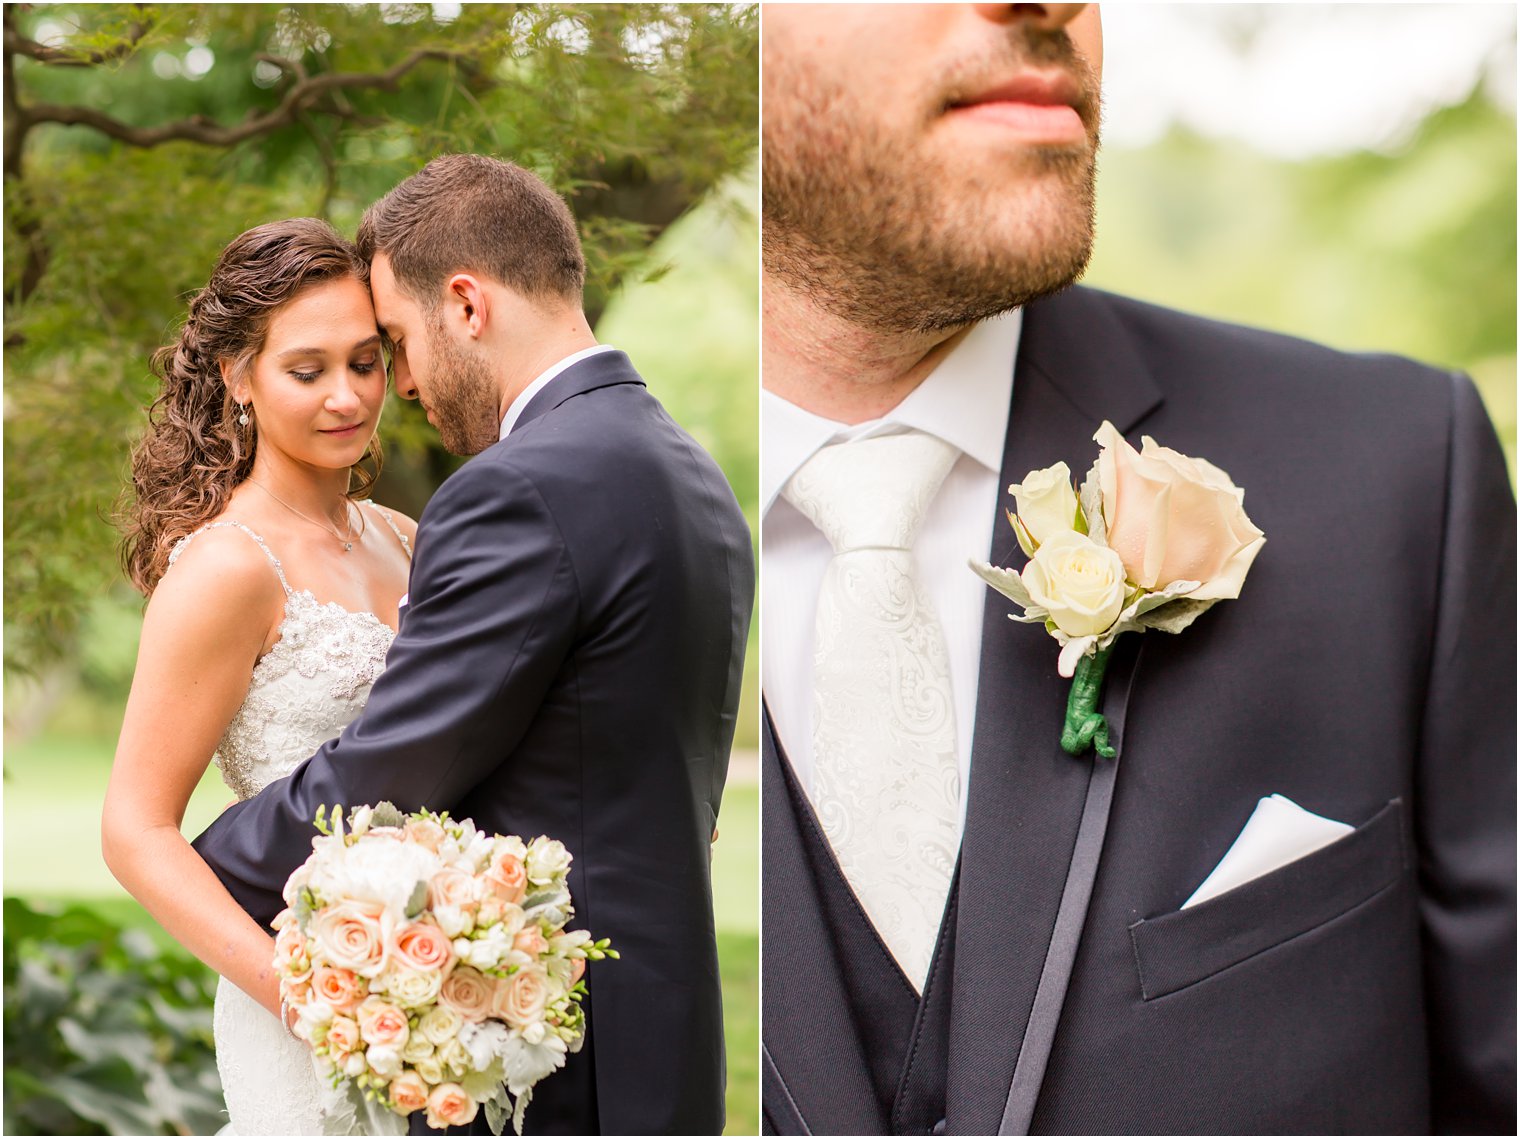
1009, 462, 1080, 548
416, 1056, 445, 1085
418, 1005, 464, 1047
402, 1033, 435, 1063
366, 1044, 403, 1079
1021, 530, 1128, 638
524, 837, 572, 885
342, 1052, 367, 1078
381, 967, 443, 1010
441, 1037, 473, 1076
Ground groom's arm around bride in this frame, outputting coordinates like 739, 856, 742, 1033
193, 155, 754, 1135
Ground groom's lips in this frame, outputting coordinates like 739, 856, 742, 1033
943, 71, 1089, 143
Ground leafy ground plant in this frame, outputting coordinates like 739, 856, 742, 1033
2, 897, 225, 1136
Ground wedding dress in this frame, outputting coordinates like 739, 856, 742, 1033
168, 503, 410, 1136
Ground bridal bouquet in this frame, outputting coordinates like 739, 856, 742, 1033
971, 421, 1265, 757
272, 803, 616, 1136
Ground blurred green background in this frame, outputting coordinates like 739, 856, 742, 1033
1086, 4, 1515, 475
3, 4, 757, 1134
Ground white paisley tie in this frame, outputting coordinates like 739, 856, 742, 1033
783, 430, 962, 991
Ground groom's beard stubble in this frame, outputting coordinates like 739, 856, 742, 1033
424, 317, 505, 456
762, 25, 1101, 335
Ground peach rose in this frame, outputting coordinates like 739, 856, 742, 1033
439, 965, 494, 1023
312, 966, 367, 1015
429, 868, 479, 912
392, 920, 456, 974
388, 1070, 429, 1115
405, 816, 447, 853
426, 1083, 479, 1129
284, 976, 314, 1008
482, 852, 527, 904
1095, 421, 1265, 601
494, 967, 550, 1028
310, 900, 391, 977
357, 997, 410, 1048
325, 1014, 361, 1057
273, 922, 311, 981
513, 927, 548, 958
571, 958, 586, 985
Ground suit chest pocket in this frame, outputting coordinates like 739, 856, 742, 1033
1128, 797, 1407, 1000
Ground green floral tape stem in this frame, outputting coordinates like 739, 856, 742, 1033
1061, 644, 1116, 758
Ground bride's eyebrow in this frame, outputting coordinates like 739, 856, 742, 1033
351, 334, 382, 352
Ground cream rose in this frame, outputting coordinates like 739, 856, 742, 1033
401, 1033, 436, 1064
415, 1055, 445, 1085
426, 1083, 479, 1129
1009, 461, 1080, 548
440, 1037, 473, 1077
392, 920, 456, 974
366, 1043, 403, 1080
1094, 421, 1265, 601
1021, 530, 1128, 638
357, 997, 410, 1049
311, 966, 366, 1015
439, 965, 495, 1023
418, 1005, 464, 1047
494, 967, 550, 1028
388, 1071, 429, 1115
525, 837, 571, 885
379, 966, 443, 1010
309, 900, 391, 978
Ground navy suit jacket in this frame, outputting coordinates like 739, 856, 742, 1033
195, 350, 754, 1135
762, 286, 1516, 1134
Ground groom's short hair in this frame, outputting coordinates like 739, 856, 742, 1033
356, 153, 585, 307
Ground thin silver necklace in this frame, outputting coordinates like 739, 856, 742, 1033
247, 479, 356, 552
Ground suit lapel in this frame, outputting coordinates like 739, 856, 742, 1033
947, 288, 1162, 1134
511, 350, 647, 433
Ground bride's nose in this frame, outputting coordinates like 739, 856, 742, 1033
325, 374, 362, 417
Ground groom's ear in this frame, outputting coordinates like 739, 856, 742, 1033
445, 273, 489, 340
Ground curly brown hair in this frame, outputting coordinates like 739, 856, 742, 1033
119, 218, 380, 596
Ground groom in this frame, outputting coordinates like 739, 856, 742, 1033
761, 5, 1514, 1135
194, 154, 753, 1134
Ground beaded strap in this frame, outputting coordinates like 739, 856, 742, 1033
361, 500, 412, 560
167, 521, 293, 596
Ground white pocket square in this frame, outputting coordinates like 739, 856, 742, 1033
398, 592, 409, 611
1181, 794, 1354, 910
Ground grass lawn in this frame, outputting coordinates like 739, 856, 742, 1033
5, 728, 760, 1134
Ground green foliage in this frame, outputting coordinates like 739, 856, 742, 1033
2, 897, 225, 1136
4, 3, 758, 676
1085, 86, 1515, 474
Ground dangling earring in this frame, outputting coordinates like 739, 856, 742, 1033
237, 404, 251, 428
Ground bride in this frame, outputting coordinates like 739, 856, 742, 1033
102, 217, 417, 1134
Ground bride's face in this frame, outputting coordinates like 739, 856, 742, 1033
233, 276, 386, 470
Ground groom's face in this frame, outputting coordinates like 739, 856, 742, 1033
370, 253, 503, 455
763, 3, 1103, 333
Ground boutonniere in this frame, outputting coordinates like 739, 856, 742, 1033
971, 422, 1265, 758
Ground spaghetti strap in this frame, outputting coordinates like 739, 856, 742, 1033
167, 521, 293, 595
361, 500, 413, 561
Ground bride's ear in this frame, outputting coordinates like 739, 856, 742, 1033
219, 358, 251, 406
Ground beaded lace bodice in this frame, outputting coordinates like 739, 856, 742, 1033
166, 502, 411, 802
169, 502, 410, 1136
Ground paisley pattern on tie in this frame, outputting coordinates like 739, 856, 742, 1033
784, 431, 962, 991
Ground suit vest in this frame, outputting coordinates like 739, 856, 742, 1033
762, 713, 958, 1135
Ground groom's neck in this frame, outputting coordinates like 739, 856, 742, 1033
762, 273, 971, 425
489, 305, 599, 420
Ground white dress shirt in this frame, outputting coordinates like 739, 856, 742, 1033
761, 308, 1023, 834
499, 344, 619, 439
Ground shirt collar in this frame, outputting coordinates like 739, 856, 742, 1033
499, 344, 619, 439
761, 307, 1022, 513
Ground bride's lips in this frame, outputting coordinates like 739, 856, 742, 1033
320, 422, 365, 439
944, 71, 1089, 144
